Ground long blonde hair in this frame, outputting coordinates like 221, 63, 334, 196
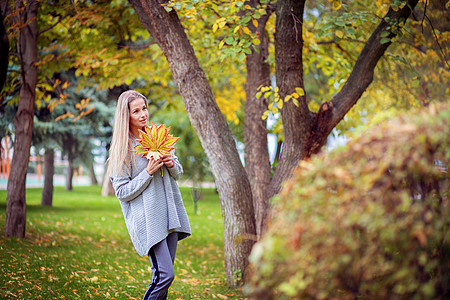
107, 90, 148, 177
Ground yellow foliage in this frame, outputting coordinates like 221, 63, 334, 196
214, 75, 245, 125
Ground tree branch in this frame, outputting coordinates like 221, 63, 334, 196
38, 13, 71, 36
306, 101, 333, 156
423, 13, 450, 69
329, 0, 420, 129
316, 35, 356, 62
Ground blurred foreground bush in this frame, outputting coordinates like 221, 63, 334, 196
246, 103, 449, 299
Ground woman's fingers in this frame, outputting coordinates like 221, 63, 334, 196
145, 154, 174, 175
161, 153, 172, 161
146, 158, 163, 175
161, 154, 174, 168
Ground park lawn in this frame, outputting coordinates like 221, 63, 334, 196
0, 185, 246, 300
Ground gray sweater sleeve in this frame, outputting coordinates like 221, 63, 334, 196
167, 151, 183, 181
110, 169, 153, 202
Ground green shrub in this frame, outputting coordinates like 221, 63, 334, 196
246, 103, 450, 299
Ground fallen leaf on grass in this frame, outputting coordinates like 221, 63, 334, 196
180, 278, 201, 286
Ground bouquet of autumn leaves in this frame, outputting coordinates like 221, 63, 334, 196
134, 124, 179, 176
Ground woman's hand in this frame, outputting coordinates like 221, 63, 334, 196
161, 153, 174, 168
146, 157, 164, 175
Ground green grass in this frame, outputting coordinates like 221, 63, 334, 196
0, 185, 246, 299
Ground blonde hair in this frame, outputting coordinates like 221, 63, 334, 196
107, 90, 148, 177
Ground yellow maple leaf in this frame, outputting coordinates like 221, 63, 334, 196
135, 124, 179, 160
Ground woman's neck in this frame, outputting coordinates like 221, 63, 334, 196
130, 126, 143, 138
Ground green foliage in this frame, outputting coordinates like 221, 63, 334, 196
0, 186, 245, 299
246, 103, 450, 299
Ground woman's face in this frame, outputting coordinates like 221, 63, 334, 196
129, 98, 149, 131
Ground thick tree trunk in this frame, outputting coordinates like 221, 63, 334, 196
5, 0, 39, 238
268, 0, 310, 200
129, 0, 256, 286
243, 0, 273, 238
41, 148, 54, 206
0, 4, 9, 92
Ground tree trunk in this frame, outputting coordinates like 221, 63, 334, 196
0, 3, 9, 92
129, 0, 256, 286
243, 0, 273, 238
89, 162, 98, 185
41, 148, 54, 206
66, 158, 73, 191
101, 160, 115, 196
274, 140, 282, 164
5, 0, 39, 238
101, 172, 114, 196
268, 0, 311, 200
63, 133, 75, 191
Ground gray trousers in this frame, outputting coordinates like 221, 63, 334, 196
143, 232, 178, 300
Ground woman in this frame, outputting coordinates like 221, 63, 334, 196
107, 90, 191, 300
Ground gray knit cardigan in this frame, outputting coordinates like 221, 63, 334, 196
110, 140, 191, 257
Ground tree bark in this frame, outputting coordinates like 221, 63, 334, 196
129, 0, 256, 286
66, 158, 73, 191
101, 172, 114, 196
243, 0, 273, 238
89, 161, 98, 185
101, 159, 115, 196
63, 133, 76, 191
5, 0, 39, 238
41, 148, 54, 206
0, 3, 9, 92
268, 0, 311, 200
